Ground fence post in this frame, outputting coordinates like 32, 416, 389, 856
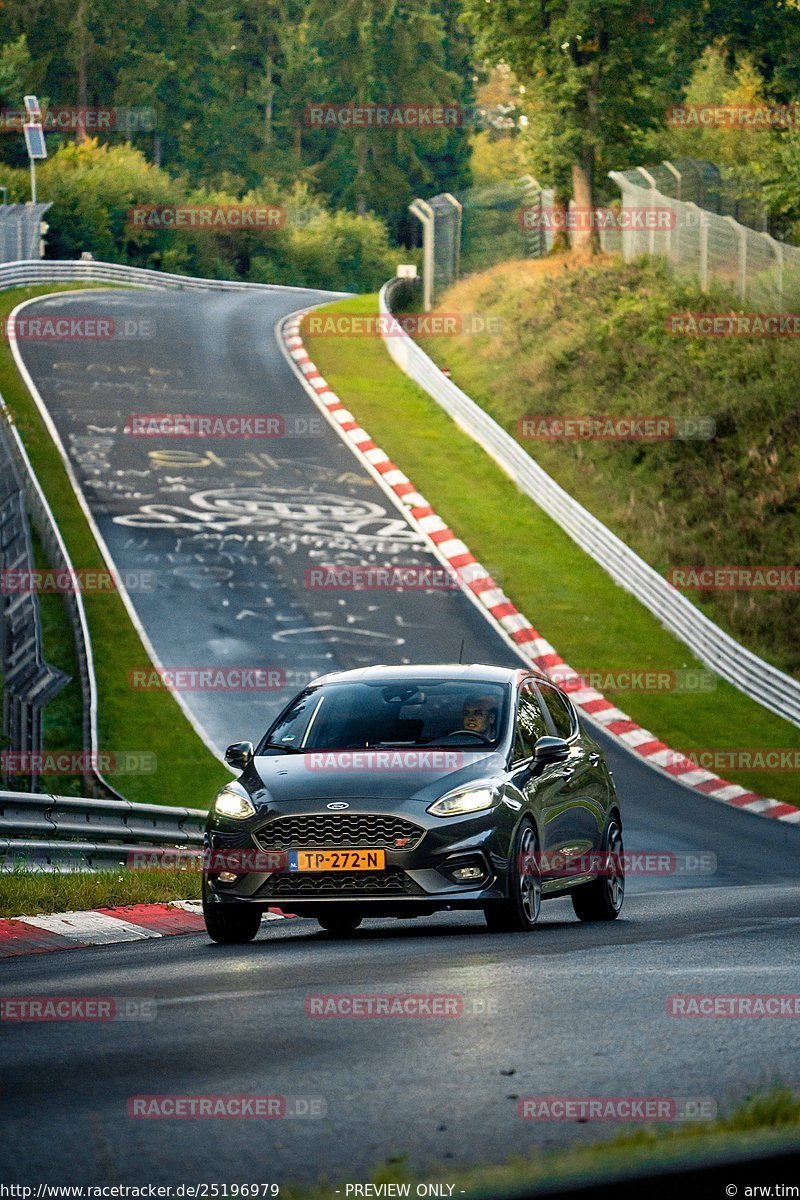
698, 207, 709, 292
768, 235, 784, 307
662, 160, 682, 200
440, 192, 462, 282
724, 215, 747, 303
636, 167, 658, 256
518, 175, 544, 257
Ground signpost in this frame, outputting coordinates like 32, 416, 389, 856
22, 95, 46, 204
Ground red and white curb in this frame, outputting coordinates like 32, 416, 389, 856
0, 902, 295, 958
280, 311, 799, 826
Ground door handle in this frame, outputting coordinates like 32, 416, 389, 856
588, 753, 600, 766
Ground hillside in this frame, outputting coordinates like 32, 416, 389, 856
416, 256, 800, 679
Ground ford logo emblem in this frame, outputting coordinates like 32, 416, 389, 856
326, 801, 350, 810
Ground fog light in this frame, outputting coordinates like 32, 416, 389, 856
452, 865, 485, 882
217, 871, 238, 884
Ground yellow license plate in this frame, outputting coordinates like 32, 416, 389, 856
289, 849, 386, 872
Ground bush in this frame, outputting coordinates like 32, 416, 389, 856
0, 143, 407, 291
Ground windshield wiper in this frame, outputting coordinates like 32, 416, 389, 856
261, 740, 304, 753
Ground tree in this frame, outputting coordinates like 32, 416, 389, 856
461, 0, 693, 252
309, 0, 471, 237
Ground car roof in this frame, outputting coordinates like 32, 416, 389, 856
305, 663, 547, 688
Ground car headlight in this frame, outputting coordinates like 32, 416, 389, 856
214, 784, 256, 820
427, 784, 497, 818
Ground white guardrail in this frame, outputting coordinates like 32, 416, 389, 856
379, 279, 800, 729
0, 258, 343, 293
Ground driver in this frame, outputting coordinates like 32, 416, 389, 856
462, 695, 498, 739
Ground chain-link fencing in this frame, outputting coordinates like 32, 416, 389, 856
410, 178, 554, 307
605, 170, 799, 308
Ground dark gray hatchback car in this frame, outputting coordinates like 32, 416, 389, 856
202, 664, 624, 942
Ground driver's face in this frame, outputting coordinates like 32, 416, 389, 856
463, 700, 494, 734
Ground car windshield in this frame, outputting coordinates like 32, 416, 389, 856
260, 679, 509, 752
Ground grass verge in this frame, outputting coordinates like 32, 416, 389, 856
304, 293, 800, 805
0, 283, 229, 804
417, 254, 800, 680
0, 864, 200, 917
278, 1085, 800, 1197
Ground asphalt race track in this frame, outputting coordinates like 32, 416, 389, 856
3, 286, 800, 1188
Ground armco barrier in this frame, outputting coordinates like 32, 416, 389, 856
0, 789, 206, 870
378, 278, 800, 729
0, 258, 346, 294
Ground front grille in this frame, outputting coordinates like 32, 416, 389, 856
259, 868, 423, 898
209, 829, 253, 849
253, 812, 424, 850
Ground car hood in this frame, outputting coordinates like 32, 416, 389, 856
241, 748, 506, 808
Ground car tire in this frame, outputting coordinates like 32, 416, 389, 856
317, 912, 363, 936
202, 878, 262, 944
484, 819, 541, 933
571, 815, 625, 922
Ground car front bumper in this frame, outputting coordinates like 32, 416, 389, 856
204, 802, 513, 913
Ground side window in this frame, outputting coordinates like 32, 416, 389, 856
513, 686, 548, 760
537, 683, 575, 740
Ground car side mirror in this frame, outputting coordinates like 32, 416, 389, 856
533, 736, 570, 763
225, 741, 254, 771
